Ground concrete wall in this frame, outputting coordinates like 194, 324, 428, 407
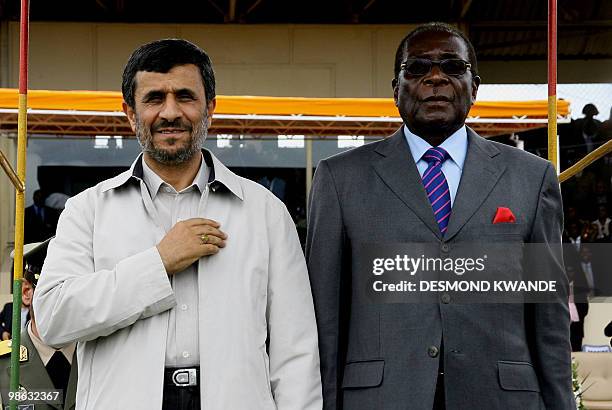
3, 22, 610, 96
3, 22, 421, 97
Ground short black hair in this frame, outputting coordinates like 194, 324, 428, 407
393, 22, 479, 80
122, 39, 216, 108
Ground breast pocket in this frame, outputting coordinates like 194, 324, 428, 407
480, 223, 525, 239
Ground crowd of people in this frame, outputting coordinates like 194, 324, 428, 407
556, 103, 612, 351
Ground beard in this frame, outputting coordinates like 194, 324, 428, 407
135, 111, 208, 166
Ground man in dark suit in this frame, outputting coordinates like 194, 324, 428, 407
24, 190, 54, 243
306, 22, 573, 409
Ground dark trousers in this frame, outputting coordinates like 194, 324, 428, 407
162, 385, 200, 410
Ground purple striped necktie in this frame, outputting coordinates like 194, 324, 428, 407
421, 147, 452, 236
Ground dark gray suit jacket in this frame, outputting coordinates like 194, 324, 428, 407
306, 127, 573, 410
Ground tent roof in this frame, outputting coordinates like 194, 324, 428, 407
0, 88, 570, 138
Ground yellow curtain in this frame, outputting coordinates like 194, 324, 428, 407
0, 88, 570, 118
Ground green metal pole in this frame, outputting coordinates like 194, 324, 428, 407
10, 0, 30, 408
9, 280, 23, 409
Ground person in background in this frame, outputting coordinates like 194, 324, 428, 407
572, 103, 602, 156
593, 179, 612, 212
24, 189, 54, 243
565, 247, 590, 352
564, 220, 585, 252
579, 245, 599, 297
0, 279, 32, 341
0, 239, 78, 409
599, 106, 612, 142
592, 205, 611, 241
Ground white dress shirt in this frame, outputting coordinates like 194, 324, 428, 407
141, 155, 206, 367
404, 124, 468, 206
592, 217, 611, 239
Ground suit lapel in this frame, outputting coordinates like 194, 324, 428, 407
444, 128, 506, 241
372, 128, 441, 239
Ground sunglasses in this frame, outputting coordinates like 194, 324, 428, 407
400, 58, 472, 77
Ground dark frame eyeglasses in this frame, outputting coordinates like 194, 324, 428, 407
400, 58, 472, 77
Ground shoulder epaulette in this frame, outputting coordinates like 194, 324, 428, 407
0, 340, 28, 361
0, 340, 12, 357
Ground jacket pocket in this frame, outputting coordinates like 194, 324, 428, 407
341, 359, 385, 389
260, 349, 277, 408
481, 223, 525, 236
498, 361, 541, 392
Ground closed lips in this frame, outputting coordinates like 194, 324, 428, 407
423, 96, 452, 102
157, 128, 186, 133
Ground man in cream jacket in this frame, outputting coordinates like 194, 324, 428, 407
34, 39, 321, 410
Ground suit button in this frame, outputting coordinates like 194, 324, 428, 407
441, 243, 450, 253
428, 346, 439, 358
441, 293, 451, 304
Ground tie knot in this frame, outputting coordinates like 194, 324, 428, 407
422, 147, 450, 165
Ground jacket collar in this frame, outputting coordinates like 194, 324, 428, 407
100, 149, 244, 201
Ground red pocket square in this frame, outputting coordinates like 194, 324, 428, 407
493, 207, 516, 224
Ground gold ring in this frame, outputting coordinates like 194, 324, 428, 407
200, 234, 209, 244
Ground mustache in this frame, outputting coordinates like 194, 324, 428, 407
151, 119, 193, 132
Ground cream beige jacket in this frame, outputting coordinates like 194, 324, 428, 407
34, 150, 322, 410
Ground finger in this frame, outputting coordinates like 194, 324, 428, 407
198, 233, 226, 248
184, 218, 221, 228
200, 244, 220, 255
191, 225, 227, 239
198, 225, 228, 240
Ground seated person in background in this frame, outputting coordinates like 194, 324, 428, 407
0, 279, 32, 340
564, 220, 586, 251
0, 239, 77, 409
593, 180, 612, 212
592, 205, 611, 242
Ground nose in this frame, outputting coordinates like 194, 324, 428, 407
423, 63, 449, 87
159, 94, 183, 122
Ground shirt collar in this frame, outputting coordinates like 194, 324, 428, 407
100, 149, 244, 201
403, 124, 468, 170
28, 321, 76, 365
141, 153, 209, 199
